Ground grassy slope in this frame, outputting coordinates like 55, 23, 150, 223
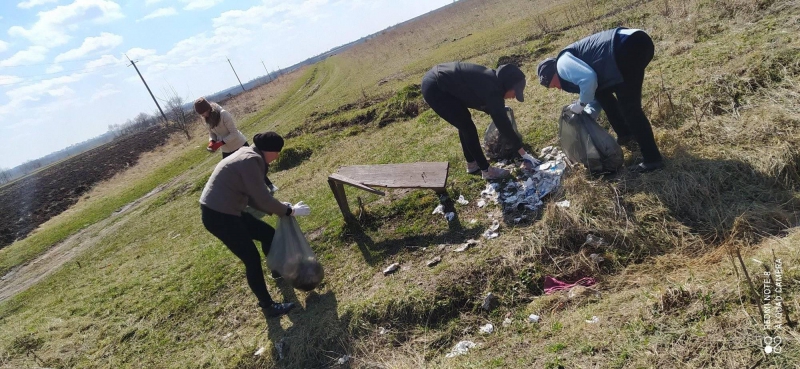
2, 0, 800, 367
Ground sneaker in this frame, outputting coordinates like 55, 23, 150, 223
466, 161, 481, 174
260, 302, 296, 319
481, 166, 510, 180
628, 161, 664, 173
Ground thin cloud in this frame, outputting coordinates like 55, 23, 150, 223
54, 32, 123, 62
90, 84, 121, 101
0, 40, 9, 53
46, 65, 64, 73
0, 75, 24, 85
0, 46, 48, 67
139, 7, 178, 21
145, 0, 164, 5
17, 0, 58, 9
182, 0, 225, 11
8, 0, 124, 48
85, 54, 122, 69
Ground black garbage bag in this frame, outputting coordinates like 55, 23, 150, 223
558, 105, 623, 173
484, 106, 523, 160
268, 217, 324, 291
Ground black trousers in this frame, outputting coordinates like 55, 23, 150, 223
201, 205, 275, 305
221, 142, 249, 159
421, 71, 490, 170
595, 31, 663, 164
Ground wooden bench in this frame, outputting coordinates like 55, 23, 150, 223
328, 162, 450, 220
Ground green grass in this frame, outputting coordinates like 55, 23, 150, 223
2, 0, 800, 367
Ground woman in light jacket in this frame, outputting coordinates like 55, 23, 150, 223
194, 97, 248, 159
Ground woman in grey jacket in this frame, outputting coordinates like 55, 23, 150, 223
194, 97, 248, 158
200, 131, 310, 320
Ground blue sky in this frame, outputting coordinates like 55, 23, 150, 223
0, 0, 452, 169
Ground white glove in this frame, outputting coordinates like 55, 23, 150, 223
290, 201, 311, 216
568, 101, 585, 114
521, 153, 541, 166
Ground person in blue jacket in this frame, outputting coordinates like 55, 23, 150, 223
537, 28, 664, 172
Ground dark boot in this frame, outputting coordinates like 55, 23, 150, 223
259, 301, 295, 319
270, 270, 282, 280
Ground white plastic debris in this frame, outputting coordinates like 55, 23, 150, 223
589, 253, 604, 263
482, 230, 499, 239
432, 204, 445, 215
502, 317, 513, 327
455, 239, 479, 252
528, 314, 540, 323
488, 220, 500, 231
337, 355, 351, 365
445, 341, 477, 358
585, 316, 599, 324
469, 219, 477, 224
383, 263, 400, 275
556, 200, 570, 208
479, 323, 494, 334
378, 327, 387, 335
445, 212, 455, 222
457, 195, 469, 205
426, 256, 442, 267
254, 347, 266, 356
477, 199, 487, 208
585, 234, 608, 247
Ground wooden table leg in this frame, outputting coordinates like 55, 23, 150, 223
328, 178, 353, 221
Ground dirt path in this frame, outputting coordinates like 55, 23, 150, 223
0, 185, 167, 303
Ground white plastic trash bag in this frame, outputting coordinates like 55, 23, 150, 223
268, 216, 324, 291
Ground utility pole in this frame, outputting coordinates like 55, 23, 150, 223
261, 60, 272, 82
227, 57, 246, 92
126, 54, 168, 124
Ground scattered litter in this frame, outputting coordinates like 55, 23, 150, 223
445, 212, 455, 222
488, 220, 500, 231
585, 316, 599, 324
383, 263, 400, 275
544, 276, 597, 294
426, 256, 442, 267
337, 355, 351, 365
585, 234, 608, 247
589, 253, 604, 263
528, 314, 541, 323
481, 292, 499, 311
457, 195, 469, 205
502, 317, 513, 327
254, 347, 266, 356
455, 239, 479, 252
378, 327, 387, 335
445, 341, 477, 358
432, 204, 445, 215
438, 193, 449, 202
469, 219, 477, 224
482, 230, 499, 239
479, 323, 494, 334
556, 200, 570, 208
477, 199, 487, 208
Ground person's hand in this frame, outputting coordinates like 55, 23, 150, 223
210, 141, 225, 151
521, 153, 540, 166
568, 101, 585, 114
290, 201, 311, 216
207, 140, 216, 152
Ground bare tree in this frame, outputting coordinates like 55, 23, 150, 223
163, 86, 193, 140
0, 168, 11, 185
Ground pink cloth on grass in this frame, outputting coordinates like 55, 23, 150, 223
543, 276, 596, 294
